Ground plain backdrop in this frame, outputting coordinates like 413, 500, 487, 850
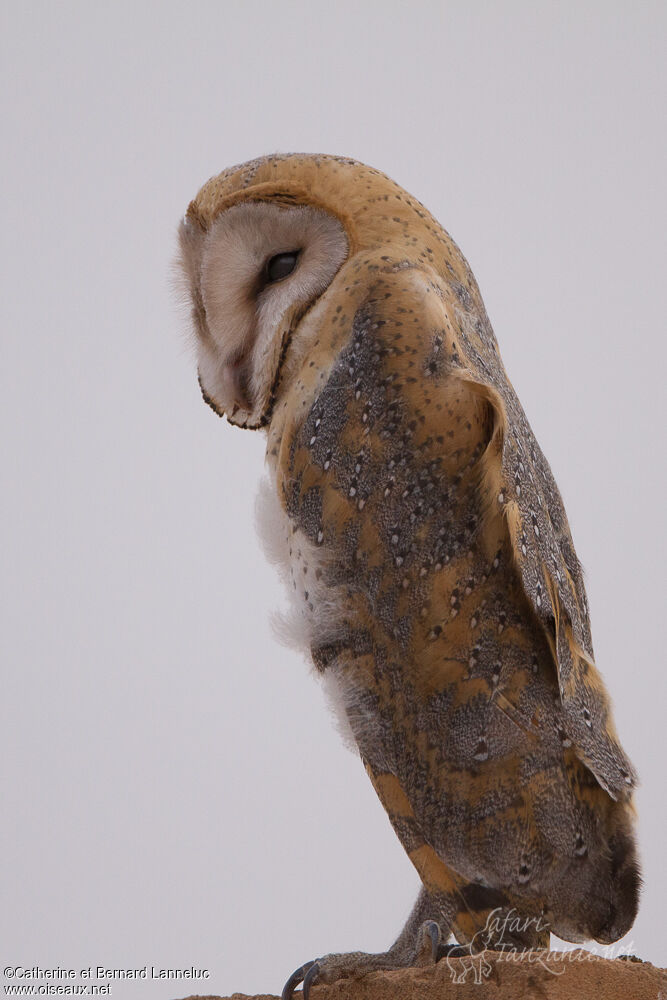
1, 2, 665, 997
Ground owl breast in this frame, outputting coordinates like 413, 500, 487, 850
255, 470, 363, 750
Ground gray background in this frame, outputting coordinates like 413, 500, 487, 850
2, 2, 665, 997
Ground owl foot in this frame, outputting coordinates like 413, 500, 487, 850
281, 919, 451, 998
281, 961, 317, 1000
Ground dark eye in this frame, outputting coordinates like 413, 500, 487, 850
266, 251, 299, 283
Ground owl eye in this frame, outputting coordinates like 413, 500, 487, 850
265, 251, 300, 283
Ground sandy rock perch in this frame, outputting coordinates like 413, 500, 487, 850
180, 952, 666, 1000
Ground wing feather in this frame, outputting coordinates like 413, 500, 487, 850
434, 275, 637, 799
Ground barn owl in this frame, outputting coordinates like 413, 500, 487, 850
177, 154, 640, 997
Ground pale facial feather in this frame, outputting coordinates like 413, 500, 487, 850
178, 201, 348, 422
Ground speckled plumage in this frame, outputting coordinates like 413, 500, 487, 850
178, 154, 640, 989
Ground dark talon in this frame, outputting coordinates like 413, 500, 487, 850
424, 919, 440, 961
302, 960, 320, 999
281, 961, 315, 1000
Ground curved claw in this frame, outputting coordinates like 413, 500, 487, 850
281, 960, 316, 1000
423, 920, 440, 962
302, 960, 321, 1000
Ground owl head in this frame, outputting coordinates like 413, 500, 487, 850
176, 153, 475, 428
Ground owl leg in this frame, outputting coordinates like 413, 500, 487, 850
280, 886, 456, 1000
361, 765, 551, 953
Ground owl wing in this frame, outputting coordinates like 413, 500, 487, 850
434, 268, 637, 800
279, 262, 638, 938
